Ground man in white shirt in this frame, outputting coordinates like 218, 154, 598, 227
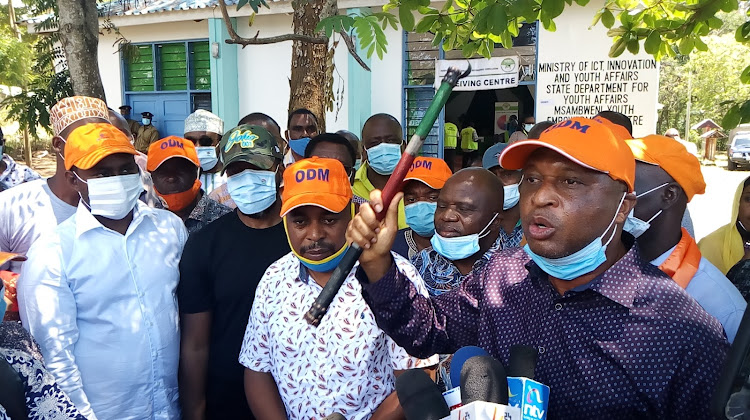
625, 134, 746, 342
0, 96, 110, 273
18, 123, 187, 420
239, 157, 437, 420
184, 109, 225, 193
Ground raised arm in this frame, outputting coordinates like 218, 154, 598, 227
347, 190, 483, 358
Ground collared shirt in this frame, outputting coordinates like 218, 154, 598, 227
18, 202, 187, 420
499, 221, 524, 250
359, 244, 729, 419
0, 154, 41, 191
352, 163, 407, 229
184, 192, 232, 235
412, 235, 502, 296
0, 179, 76, 273
651, 247, 746, 343
239, 252, 438, 420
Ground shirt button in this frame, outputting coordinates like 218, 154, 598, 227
554, 303, 563, 311
538, 346, 546, 354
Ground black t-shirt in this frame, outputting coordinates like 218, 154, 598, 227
178, 211, 290, 419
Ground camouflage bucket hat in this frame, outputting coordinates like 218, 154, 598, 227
220, 124, 283, 173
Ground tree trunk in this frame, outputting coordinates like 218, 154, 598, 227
288, 0, 336, 131
56, 0, 106, 101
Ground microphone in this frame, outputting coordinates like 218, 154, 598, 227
459, 355, 509, 406
449, 346, 490, 390
507, 345, 549, 420
321, 414, 346, 420
396, 369, 451, 420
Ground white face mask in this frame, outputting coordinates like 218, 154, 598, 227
623, 183, 668, 238
524, 124, 534, 132
76, 173, 143, 220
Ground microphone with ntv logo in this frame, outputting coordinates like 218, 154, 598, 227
303, 65, 472, 327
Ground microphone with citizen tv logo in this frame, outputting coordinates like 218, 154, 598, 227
507, 345, 550, 420
395, 369, 451, 420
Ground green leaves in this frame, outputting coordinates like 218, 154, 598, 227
678, 37, 694, 55
737, 22, 750, 43
742, 65, 750, 84
601, 9, 615, 29
316, 15, 355, 37
723, 104, 742, 130
353, 16, 388, 59
399, 7, 415, 32
644, 30, 661, 54
236, 0, 268, 13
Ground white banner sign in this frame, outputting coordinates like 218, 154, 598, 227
535, 0, 659, 137
435, 57, 520, 91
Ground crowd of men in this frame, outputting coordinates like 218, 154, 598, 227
0, 95, 747, 420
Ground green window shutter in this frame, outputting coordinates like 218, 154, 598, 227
190, 41, 211, 91
126, 45, 155, 92
158, 43, 187, 91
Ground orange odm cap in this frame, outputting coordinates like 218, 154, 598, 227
499, 117, 635, 192
281, 157, 353, 217
626, 135, 706, 202
403, 157, 452, 190
64, 123, 138, 171
147, 136, 200, 172
0, 252, 26, 267
595, 117, 632, 142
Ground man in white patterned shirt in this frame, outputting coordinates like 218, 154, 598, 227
239, 157, 437, 420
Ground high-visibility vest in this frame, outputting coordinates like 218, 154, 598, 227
461, 127, 478, 151
444, 123, 458, 149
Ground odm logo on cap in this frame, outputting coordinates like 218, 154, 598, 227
549, 119, 590, 134
224, 129, 259, 152
294, 167, 330, 183
159, 137, 186, 150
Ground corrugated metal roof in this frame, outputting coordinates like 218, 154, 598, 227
97, 0, 238, 17
23, 0, 243, 24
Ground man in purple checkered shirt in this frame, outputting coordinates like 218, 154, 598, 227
347, 117, 729, 419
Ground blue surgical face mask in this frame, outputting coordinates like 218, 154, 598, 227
354, 159, 362, 171
524, 124, 534, 132
430, 213, 499, 260
142, 118, 151, 126
283, 204, 354, 273
196, 146, 219, 171
524, 193, 626, 280
623, 183, 667, 238
503, 181, 521, 210
366, 142, 402, 175
226, 168, 278, 215
405, 201, 437, 237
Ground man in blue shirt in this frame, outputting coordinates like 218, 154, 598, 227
625, 134, 746, 342
347, 117, 728, 418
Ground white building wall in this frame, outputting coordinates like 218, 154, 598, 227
369, 24, 403, 123
98, 20, 209, 108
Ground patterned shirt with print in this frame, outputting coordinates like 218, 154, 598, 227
0, 154, 41, 191
184, 192, 232, 235
239, 252, 438, 420
413, 235, 503, 296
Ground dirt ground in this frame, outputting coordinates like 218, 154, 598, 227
27, 151, 57, 178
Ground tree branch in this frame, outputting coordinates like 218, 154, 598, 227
339, 30, 371, 71
218, 0, 327, 45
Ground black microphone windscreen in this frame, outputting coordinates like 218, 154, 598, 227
321, 414, 346, 420
460, 355, 509, 405
508, 344, 539, 379
450, 346, 490, 389
396, 369, 451, 420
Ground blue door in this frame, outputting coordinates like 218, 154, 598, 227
127, 92, 190, 138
